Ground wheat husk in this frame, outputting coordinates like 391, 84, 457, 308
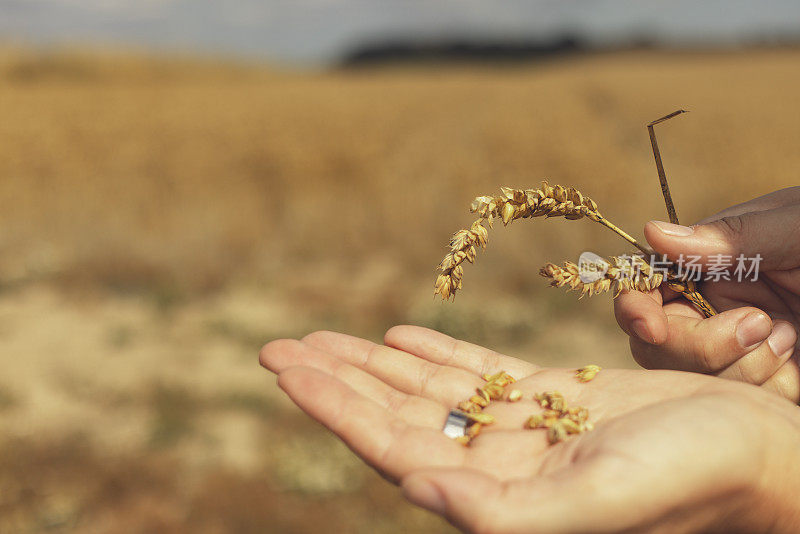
540, 256, 664, 299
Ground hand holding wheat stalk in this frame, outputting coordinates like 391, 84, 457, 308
434, 111, 717, 318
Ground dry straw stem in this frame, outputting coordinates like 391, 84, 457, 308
434, 181, 717, 318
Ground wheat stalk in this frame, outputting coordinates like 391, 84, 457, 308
435, 181, 652, 299
434, 181, 717, 317
434, 181, 643, 300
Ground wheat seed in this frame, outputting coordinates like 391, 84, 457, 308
485, 384, 504, 400
470, 394, 489, 408
449, 370, 514, 446
547, 422, 568, 445
467, 412, 496, 425
447, 371, 519, 446
566, 406, 589, 423
534, 391, 566, 412
466, 422, 483, 438
527, 390, 594, 445
575, 365, 602, 382
458, 400, 481, 414
508, 389, 523, 402
559, 418, 582, 435
526, 414, 545, 429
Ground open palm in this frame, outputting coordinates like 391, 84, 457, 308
260, 326, 800, 533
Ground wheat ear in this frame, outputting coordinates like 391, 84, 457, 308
435, 181, 652, 300
539, 256, 664, 299
540, 256, 716, 316
435, 181, 717, 318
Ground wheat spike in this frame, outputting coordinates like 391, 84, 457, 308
434, 181, 716, 318
435, 181, 648, 301
539, 255, 665, 299
434, 219, 488, 300
470, 181, 601, 225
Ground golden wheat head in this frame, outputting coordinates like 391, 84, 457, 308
435, 181, 601, 300
539, 255, 665, 299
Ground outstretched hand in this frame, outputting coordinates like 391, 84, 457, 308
260, 326, 800, 534
615, 187, 800, 402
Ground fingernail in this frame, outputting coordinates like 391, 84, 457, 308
767, 322, 798, 360
403, 477, 446, 515
735, 312, 772, 351
632, 319, 654, 343
652, 221, 694, 237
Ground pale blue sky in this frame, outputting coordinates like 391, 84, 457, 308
1, 0, 799, 64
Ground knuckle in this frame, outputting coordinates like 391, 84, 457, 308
480, 352, 502, 378
712, 215, 747, 241
785, 186, 800, 199
417, 363, 441, 396
361, 343, 380, 368
738, 364, 763, 385
694, 333, 724, 372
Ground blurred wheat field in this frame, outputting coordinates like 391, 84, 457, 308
0, 47, 799, 532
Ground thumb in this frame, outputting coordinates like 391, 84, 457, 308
630, 306, 776, 374
644, 203, 800, 271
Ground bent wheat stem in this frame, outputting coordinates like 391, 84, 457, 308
648, 109, 687, 225
434, 181, 717, 318
593, 216, 656, 257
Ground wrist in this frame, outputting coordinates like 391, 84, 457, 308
742, 401, 800, 533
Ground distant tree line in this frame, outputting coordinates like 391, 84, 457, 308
341, 35, 632, 66
340, 33, 800, 66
